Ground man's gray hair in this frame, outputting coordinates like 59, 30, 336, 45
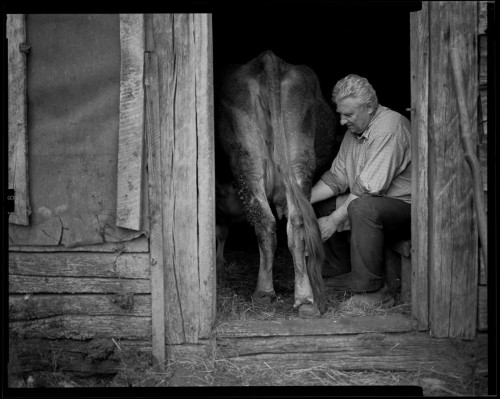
332, 74, 379, 108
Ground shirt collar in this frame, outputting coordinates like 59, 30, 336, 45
353, 105, 385, 141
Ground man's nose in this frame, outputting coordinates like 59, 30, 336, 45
340, 118, 347, 125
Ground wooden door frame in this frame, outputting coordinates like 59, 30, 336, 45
147, 13, 215, 369
409, 1, 479, 339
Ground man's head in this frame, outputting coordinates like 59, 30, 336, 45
332, 74, 378, 135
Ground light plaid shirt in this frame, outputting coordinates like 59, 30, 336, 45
321, 105, 411, 204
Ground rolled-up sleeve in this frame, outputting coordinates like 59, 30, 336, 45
320, 137, 349, 197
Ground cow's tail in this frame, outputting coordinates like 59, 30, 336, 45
262, 51, 325, 309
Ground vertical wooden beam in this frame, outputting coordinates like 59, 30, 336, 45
152, 14, 215, 344
7, 14, 30, 226
428, 1, 478, 339
145, 13, 165, 371
410, 4, 429, 331
153, 14, 185, 345
194, 14, 216, 339
171, 13, 200, 344
154, 14, 210, 344
450, 40, 487, 279
116, 14, 145, 231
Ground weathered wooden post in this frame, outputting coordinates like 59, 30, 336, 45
149, 14, 215, 352
427, 1, 478, 339
410, 1, 480, 339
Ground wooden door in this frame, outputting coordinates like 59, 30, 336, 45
410, 1, 479, 339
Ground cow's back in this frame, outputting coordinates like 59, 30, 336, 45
216, 51, 336, 198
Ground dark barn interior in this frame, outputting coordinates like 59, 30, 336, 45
212, 3, 414, 256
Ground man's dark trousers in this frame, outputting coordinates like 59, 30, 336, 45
314, 195, 411, 292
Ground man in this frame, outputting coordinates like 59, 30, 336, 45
310, 74, 411, 309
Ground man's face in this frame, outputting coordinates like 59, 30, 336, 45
335, 96, 374, 135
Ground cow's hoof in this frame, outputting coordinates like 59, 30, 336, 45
251, 291, 275, 305
298, 303, 321, 318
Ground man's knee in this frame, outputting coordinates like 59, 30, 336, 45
347, 196, 380, 221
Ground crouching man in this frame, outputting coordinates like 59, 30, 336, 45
311, 74, 411, 309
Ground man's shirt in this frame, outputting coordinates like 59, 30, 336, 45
321, 105, 412, 204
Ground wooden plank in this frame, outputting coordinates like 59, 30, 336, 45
428, 1, 478, 339
172, 14, 200, 344
450, 38, 488, 278
12, 338, 151, 376
8, 236, 149, 253
10, 315, 151, 340
153, 13, 185, 345
9, 252, 150, 279
195, 13, 216, 340
215, 332, 474, 375
9, 275, 150, 294
447, 2, 479, 339
478, 1, 488, 35
7, 14, 30, 226
116, 14, 145, 231
154, 14, 203, 345
145, 17, 166, 370
477, 285, 487, 331
9, 294, 151, 321
216, 314, 414, 338
167, 342, 212, 362
479, 34, 488, 88
410, 4, 429, 331
479, 245, 487, 285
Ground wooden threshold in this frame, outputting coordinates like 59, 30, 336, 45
215, 314, 415, 338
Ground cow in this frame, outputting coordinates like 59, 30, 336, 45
215, 50, 336, 317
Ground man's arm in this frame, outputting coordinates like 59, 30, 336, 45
317, 193, 359, 241
310, 179, 335, 204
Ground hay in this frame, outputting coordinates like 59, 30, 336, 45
15, 332, 488, 394
216, 246, 412, 324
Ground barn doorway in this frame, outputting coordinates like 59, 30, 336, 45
212, 4, 414, 324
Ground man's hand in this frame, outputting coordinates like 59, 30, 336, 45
317, 213, 341, 242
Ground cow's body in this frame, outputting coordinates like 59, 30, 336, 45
215, 51, 336, 316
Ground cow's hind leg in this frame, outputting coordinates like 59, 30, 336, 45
236, 176, 277, 304
286, 202, 321, 317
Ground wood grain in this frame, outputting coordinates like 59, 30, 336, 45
428, 1, 478, 339
410, 4, 429, 331
8, 236, 149, 253
145, 23, 166, 368
7, 14, 30, 226
215, 332, 477, 375
216, 314, 414, 338
478, 1, 488, 35
10, 315, 151, 340
450, 43, 487, 278
171, 14, 200, 344
153, 13, 185, 344
195, 13, 216, 340
13, 338, 151, 376
9, 294, 151, 321
9, 275, 150, 294
477, 285, 487, 332
116, 14, 145, 231
9, 252, 150, 279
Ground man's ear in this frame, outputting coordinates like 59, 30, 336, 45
366, 101, 375, 115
